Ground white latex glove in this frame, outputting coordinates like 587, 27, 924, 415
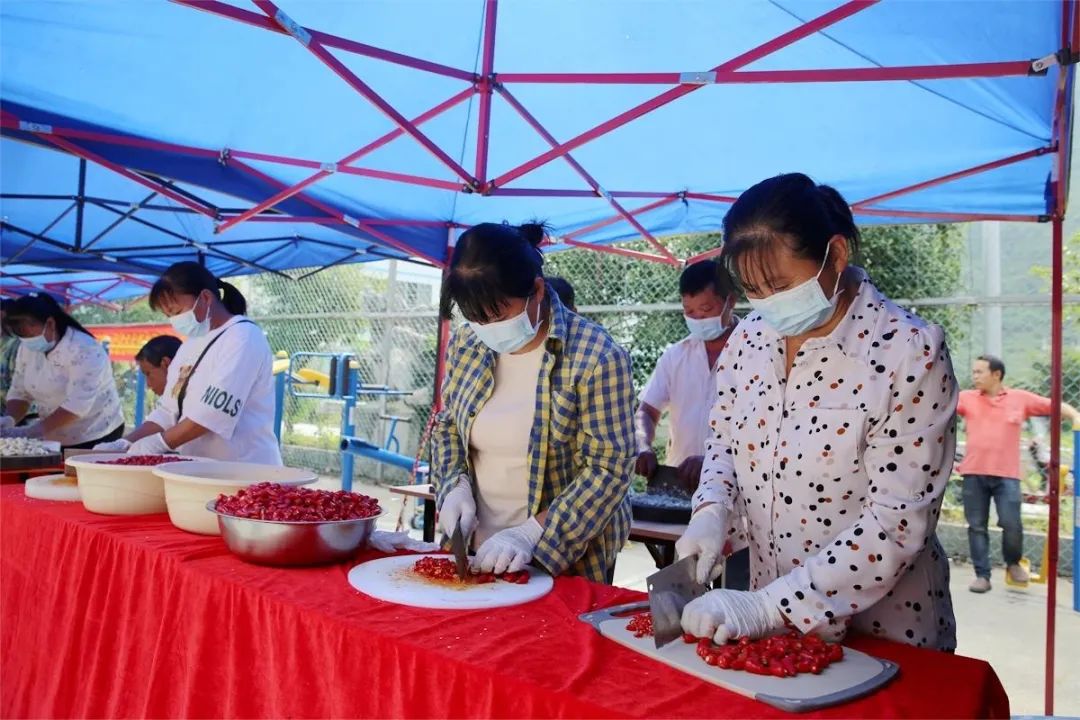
437, 475, 477, 539
0, 416, 14, 431
472, 517, 543, 574
367, 530, 439, 554
94, 438, 132, 453
675, 503, 730, 584
2, 420, 42, 439
681, 589, 785, 644
127, 432, 173, 456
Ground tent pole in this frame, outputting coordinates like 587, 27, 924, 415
74, 159, 86, 251
432, 229, 455, 414
474, 0, 498, 185
1045, 215, 1063, 717
1045, 1, 1075, 710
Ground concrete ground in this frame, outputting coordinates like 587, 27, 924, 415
342, 477, 1080, 717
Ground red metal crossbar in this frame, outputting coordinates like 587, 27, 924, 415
253, 1, 477, 189
497, 60, 1035, 85
495, 86, 678, 264
489, 0, 877, 190
853, 147, 1053, 208
170, 0, 475, 81
216, 87, 475, 233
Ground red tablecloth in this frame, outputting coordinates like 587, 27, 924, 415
0, 485, 1009, 719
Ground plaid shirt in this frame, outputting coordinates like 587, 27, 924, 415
430, 291, 635, 583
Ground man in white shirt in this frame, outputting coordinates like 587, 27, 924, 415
635, 259, 748, 588
636, 260, 738, 484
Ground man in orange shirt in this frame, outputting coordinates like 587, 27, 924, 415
958, 355, 1079, 593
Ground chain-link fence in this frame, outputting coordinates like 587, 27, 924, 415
79, 222, 1079, 554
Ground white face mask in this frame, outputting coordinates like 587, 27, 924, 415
748, 243, 844, 337
469, 295, 540, 354
169, 293, 211, 338
684, 298, 731, 341
19, 330, 55, 353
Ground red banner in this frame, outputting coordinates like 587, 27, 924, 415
87, 324, 179, 362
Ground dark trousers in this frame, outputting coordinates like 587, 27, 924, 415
962, 474, 1023, 579
63, 424, 125, 451
719, 547, 751, 591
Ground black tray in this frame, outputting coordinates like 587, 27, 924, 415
0, 453, 63, 471
629, 491, 692, 524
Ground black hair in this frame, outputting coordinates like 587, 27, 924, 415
679, 259, 737, 298
439, 222, 548, 322
546, 276, 576, 312
5, 292, 93, 341
149, 261, 247, 316
977, 354, 1006, 380
135, 335, 183, 367
721, 173, 860, 293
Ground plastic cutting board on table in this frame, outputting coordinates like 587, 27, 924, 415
348, 554, 554, 610
580, 601, 898, 713
24, 473, 81, 502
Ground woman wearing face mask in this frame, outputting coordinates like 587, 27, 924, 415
0, 293, 125, 448
431, 222, 636, 583
135, 335, 182, 396
676, 173, 959, 651
95, 262, 282, 465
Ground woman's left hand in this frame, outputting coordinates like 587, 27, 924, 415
681, 589, 785, 644
1, 420, 42, 439
472, 518, 543, 574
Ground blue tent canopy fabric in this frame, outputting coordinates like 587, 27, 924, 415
0, 0, 1075, 296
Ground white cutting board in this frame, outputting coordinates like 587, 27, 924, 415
348, 554, 554, 610
24, 473, 81, 502
580, 602, 898, 713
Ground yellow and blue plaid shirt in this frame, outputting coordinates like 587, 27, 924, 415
430, 291, 635, 583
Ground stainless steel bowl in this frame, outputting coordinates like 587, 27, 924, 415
207, 500, 381, 566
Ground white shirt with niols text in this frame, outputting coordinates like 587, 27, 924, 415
8, 328, 124, 447
147, 316, 282, 465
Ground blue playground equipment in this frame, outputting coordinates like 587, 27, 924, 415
283, 352, 428, 493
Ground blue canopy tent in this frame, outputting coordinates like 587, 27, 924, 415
1, 1, 1076, 710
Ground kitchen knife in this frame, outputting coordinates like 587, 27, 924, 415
450, 521, 469, 580
647, 555, 709, 648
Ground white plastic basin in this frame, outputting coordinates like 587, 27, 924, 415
67, 454, 201, 515
152, 461, 317, 535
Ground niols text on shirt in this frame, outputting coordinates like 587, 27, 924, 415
469, 295, 540, 354
170, 293, 212, 338
19, 332, 55, 354
748, 243, 843, 336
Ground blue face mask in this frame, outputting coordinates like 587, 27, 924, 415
748, 243, 844, 337
469, 295, 540, 354
19, 331, 55, 354
169, 293, 211, 338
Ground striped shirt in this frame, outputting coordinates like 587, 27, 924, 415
430, 290, 635, 583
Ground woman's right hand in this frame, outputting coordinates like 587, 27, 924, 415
437, 475, 477, 539
675, 503, 730, 584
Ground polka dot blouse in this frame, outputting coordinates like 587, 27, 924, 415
695, 269, 959, 651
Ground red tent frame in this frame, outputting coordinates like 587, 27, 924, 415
3, 1, 1076, 711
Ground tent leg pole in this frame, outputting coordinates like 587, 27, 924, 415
1044, 215, 1064, 717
